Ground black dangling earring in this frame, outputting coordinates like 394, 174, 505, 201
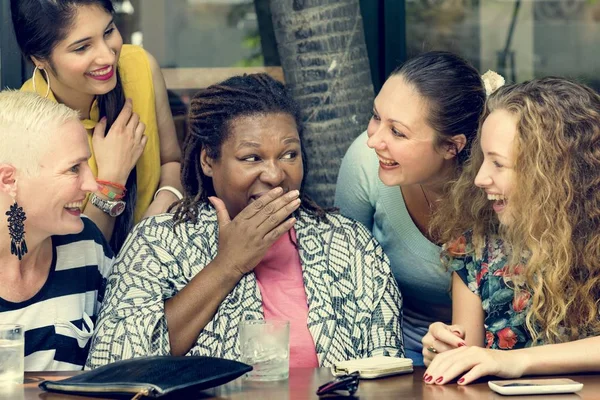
6, 201, 27, 260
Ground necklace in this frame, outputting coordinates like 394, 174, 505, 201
420, 185, 432, 210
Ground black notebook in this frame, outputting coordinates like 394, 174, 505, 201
39, 356, 252, 398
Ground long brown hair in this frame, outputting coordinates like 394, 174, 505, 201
392, 51, 486, 166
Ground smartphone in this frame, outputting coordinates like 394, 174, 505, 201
488, 378, 583, 396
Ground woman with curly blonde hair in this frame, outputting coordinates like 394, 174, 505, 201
421, 77, 600, 385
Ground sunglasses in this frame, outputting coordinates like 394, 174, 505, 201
316, 371, 360, 397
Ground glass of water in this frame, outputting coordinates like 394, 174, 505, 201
239, 319, 289, 381
0, 325, 24, 386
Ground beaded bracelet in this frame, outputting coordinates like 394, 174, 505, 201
98, 184, 125, 200
96, 179, 127, 192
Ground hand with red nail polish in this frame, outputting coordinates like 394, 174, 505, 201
422, 322, 467, 367
422, 345, 525, 386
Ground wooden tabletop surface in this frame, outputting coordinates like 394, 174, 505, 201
5, 367, 598, 399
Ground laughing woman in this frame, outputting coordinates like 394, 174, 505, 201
0, 91, 113, 371
422, 77, 600, 385
12, 0, 183, 252
86, 74, 404, 368
334, 52, 487, 364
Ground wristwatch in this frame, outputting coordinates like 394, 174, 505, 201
90, 193, 126, 217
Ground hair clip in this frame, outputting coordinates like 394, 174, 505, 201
481, 70, 505, 97
316, 371, 360, 397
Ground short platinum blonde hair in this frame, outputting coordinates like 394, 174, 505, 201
0, 90, 80, 176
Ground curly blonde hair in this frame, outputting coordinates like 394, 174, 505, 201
432, 77, 600, 345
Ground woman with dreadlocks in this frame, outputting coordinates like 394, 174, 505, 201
86, 73, 404, 369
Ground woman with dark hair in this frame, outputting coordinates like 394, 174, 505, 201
334, 51, 487, 365
12, 0, 183, 252
86, 73, 404, 368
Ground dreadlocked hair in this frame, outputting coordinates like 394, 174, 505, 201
170, 73, 329, 226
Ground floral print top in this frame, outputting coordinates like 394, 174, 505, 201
449, 232, 533, 350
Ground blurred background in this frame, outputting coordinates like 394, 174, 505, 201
2, 0, 599, 145
1, 0, 598, 204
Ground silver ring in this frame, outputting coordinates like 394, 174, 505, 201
426, 345, 438, 354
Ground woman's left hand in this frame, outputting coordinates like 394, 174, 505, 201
423, 346, 528, 386
422, 322, 466, 366
142, 191, 179, 219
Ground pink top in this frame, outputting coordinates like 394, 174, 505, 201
254, 228, 319, 368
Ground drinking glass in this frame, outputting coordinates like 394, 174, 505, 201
238, 319, 289, 381
0, 325, 24, 386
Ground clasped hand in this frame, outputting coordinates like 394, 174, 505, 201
422, 322, 527, 385
422, 322, 466, 367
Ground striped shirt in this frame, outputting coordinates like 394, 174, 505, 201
0, 217, 114, 371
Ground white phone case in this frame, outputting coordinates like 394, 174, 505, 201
488, 378, 583, 396
332, 356, 413, 379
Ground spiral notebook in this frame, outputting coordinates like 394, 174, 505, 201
39, 356, 252, 398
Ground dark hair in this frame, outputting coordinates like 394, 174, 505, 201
171, 73, 327, 225
11, 0, 135, 252
391, 51, 486, 166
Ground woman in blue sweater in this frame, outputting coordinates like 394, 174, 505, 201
335, 52, 488, 365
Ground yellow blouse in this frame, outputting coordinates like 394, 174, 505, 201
21, 44, 161, 223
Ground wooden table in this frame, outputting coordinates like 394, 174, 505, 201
6, 367, 599, 399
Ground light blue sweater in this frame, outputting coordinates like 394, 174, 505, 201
334, 131, 452, 365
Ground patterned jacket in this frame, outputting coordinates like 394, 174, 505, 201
86, 205, 404, 368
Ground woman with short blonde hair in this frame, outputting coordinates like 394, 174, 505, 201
0, 91, 113, 371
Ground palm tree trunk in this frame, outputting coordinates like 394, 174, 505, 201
270, 0, 374, 207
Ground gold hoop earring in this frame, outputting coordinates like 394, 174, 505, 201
32, 66, 51, 99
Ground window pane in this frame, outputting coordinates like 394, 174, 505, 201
114, 0, 272, 68
112, 0, 282, 147
406, 0, 600, 91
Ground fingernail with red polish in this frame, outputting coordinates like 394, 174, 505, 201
425, 375, 433, 383
436, 377, 443, 384
458, 342, 466, 347
458, 378, 465, 384
423, 373, 428, 380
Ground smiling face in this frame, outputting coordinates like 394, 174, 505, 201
16, 119, 98, 237
366, 75, 454, 187
474, 109, 518, 226
200, 113, 304, 219
39, 5, 122, 108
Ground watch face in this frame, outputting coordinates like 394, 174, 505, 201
110, 201, 126, 217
